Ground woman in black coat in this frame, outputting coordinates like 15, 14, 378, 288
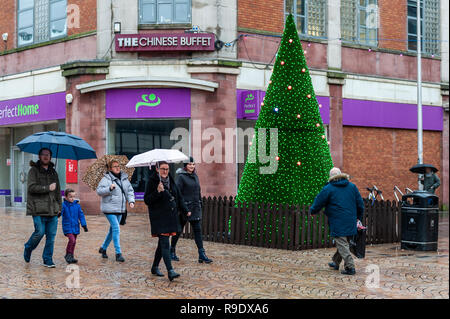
170, 157, 212, 264
144, 161, 191, 281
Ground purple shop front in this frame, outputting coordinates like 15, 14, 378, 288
342, 99, 443, 131
237, 89, 330, 124
106, 88, 191, 119
0, 92, 66, 126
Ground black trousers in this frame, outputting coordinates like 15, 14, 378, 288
152, 235, 173, 271
171, 219, 203, 250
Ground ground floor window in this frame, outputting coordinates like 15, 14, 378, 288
107, 119, 189, 194
0, 121, 66, 206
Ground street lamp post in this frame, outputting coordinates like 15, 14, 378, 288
417, 0, 423, 190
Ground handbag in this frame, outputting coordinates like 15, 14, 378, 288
349, 228, 367, 259
115, 180, 128, 226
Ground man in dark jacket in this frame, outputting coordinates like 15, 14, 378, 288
23, 148, 62, 268
420, 167, 440, 194
144, 161, 191, 281
310, 167, 364, 275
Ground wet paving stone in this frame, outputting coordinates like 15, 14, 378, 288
0, 207, 448, 299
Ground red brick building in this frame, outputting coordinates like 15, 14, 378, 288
0, 0, 448, 213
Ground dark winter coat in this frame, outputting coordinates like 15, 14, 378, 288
309, 173, 364, 237
26, 160, 62, 217
421, 173, 440, 194
175, 168, 202, 221
61, 199, 87, 235
144, 171, 190, 236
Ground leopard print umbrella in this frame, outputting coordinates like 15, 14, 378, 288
82, 155, 135, 191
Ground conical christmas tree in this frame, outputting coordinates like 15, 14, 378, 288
236, 14, 333, 206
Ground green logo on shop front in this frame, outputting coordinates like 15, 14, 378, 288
135, 93, 161, 112
245, 93, 254, 102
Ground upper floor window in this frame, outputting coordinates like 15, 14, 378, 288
285, 0, 327, 39
139, 0, 191, 25
341, 0, 378, 47
407, 0, 440, 55
17, 0, 67, 47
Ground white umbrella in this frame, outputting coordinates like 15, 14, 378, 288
126, 149, 189, 168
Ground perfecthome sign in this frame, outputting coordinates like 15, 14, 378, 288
115, 33, 215, 52
0, 92, 66, 126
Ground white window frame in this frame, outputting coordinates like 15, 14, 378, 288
357, 0, 378, 47
284, 0, 327, 39
17, 0, 35, 46
17, 0, 67, 47
139, 0, 192, 25
407, 0, 440, 56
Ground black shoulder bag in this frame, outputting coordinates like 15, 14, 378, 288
116, 180, 128, 226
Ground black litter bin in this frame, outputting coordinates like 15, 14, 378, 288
401, 191, 439, 251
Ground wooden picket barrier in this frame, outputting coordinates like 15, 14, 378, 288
181, 197, 401, 251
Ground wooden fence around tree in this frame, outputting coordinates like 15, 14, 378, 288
181, 197, 402, 251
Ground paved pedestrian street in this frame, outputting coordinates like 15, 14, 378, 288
0, 208, 448, 299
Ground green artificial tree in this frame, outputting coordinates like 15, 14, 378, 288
236, 14, 333, 206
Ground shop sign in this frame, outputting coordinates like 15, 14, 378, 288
237, 90, 262, 120
6, 159, 11, 166
106, 88, 190, 119
66, 159, 78, 184
0, 92, 66, 126
115, 33, 215, 52
236, 89, 330, 124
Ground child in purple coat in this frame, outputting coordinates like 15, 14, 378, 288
60, 189, 88, 264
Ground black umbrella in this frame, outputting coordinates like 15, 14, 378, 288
409, 163, 438, 174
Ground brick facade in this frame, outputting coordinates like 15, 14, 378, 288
237, 34, 328, 70
378, 0, 407, 51
65, 73, 107, 215
237, 0, 284, 34
341, 47, 441, 82
0, 0, 16, 52
0, 1, 447, 212
0, 35, 97, 75
329, 83, 344, 169
343, 126, 443, 202
191, 72, 238, 198
67, 0, 97, 36
0, 0, 96, 54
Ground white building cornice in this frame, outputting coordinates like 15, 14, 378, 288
76, 76, 219, 93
